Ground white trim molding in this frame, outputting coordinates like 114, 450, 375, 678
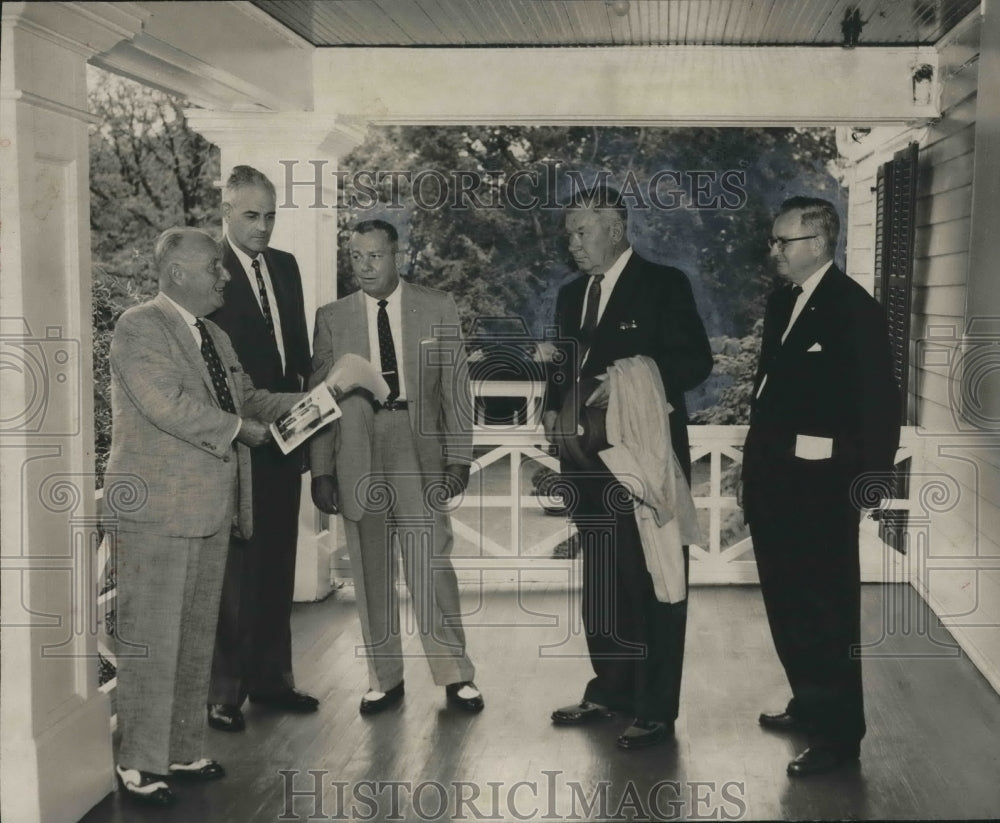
314, 45, 941, 127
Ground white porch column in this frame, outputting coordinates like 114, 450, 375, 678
0, 3, 146, 822
966, 0, 1000, 350
185, 111, 364, 601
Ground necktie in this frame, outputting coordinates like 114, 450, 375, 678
251, 258, 276, 340
195, 318, 236, 413
580, 274, 605, 341
376, 299, 400, 401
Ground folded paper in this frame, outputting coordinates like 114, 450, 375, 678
794, 433, 833, 460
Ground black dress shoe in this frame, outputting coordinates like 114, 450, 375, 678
360, 681, 405, 715
207, 703, 245, 732
248, 688, 319, 713
116, 765, 176, 807
168, 759, 226, 781
446, 681, 484, 713
787, 745, 860, 777
758, 710, 804, 731
616, 719, 674, 750
551, 700, 614, 725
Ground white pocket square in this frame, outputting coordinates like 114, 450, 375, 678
795, 434, 833, 460
807, 342, 823, 352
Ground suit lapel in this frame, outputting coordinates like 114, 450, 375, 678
263, 248, 294, 347
781, 265, 841, 352
400, 281, 421, 402
764, 287, 791, 350
594, 254, 642, 339
222, 239, 260, 322
224, 239, 284, 369
338, 290, 369, 360
753, 289, 786, 396
151, 292, 222, 405
562, 275, 587, 337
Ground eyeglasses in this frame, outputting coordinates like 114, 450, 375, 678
767, 235, 818, 251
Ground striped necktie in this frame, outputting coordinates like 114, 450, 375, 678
250, 257, 276, 341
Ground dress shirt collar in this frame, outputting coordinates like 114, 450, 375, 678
596, 247, 632, 291
796, 260, 833, 300
161, 291, 199, 328
227, 235, 262, 273
362, 281, 402, 309
779, 260, 833, 346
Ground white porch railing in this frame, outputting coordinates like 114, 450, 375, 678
432, 422, 922, 584
325, 381, 924, 586
94, 490, 117, 713
95, 380, 925, 698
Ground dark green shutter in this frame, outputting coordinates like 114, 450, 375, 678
874, 141, 918, 553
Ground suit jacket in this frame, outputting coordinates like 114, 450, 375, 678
742, 265, 900, 507
210, 239, 311, 394
308, 281, 473, 521
105, 292, 300, 538
547, 252, 713, 480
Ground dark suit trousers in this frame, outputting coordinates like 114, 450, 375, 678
748, 489, 865, 747
571, 471, 689, 722
210, 444, 302, 703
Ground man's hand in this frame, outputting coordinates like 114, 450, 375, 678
321, 352, 389, 400
311, 474, 340, 515
542, 410, 559, 444
236, 418, 271, 448
443, 464, 470, 499
321, 367, 341, 398
584, 376, 610, 409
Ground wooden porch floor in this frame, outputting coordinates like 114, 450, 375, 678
81, 584, 1000, 822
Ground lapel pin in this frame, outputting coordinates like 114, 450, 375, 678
618, 320, 639, 330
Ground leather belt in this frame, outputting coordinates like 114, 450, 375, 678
373, 399, 410, 412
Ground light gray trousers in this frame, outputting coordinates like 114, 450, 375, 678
343, 409, 475, 692
115, 525, 229, 773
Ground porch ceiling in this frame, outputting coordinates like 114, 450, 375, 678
250, 0, 979, 47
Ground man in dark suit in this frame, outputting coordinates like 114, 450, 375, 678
206, 166, 317, 732
543, 184, 713, 750
309, 219, 483, 716
742, 196, 900, 776
107, 228, 311, 805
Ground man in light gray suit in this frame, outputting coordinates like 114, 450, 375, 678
106, 228, 336, 806
309, 219, 483, 715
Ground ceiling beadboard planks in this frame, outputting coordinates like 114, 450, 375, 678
249, 0, 981, 47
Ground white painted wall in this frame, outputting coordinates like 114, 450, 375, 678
841, 9, 1000, 693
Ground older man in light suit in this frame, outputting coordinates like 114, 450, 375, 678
106, 228, 334, 806
309, 219, 483, 715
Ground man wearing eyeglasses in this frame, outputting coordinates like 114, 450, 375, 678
742, 197, 900, 776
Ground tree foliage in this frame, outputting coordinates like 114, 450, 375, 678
336, 125, 845, 420
89, 67, 220, 484
88, 71, 843, 482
